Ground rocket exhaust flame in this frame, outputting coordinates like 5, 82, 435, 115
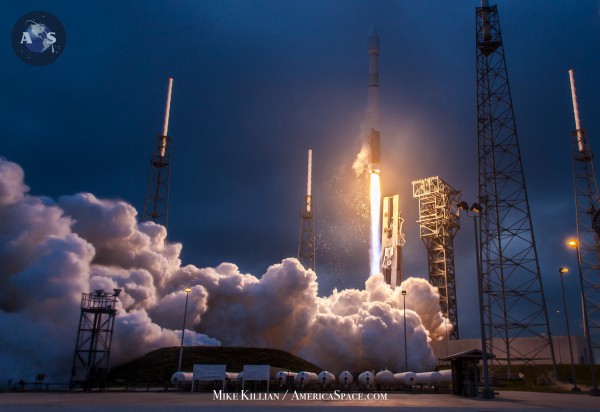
370, 172, 381, 276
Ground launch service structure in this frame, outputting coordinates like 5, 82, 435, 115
298, 149, 316, 270
381, 195, 406, 288
142, 77, 174, 229
412, 176, 461, 339
475, 1, 555, 372
568, 69, 600, 368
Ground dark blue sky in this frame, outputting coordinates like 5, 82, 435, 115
2, 0, 599, 339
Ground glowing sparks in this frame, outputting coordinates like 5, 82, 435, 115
370, 171, 381, 276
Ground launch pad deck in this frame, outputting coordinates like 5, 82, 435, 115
1, 390, 598, 411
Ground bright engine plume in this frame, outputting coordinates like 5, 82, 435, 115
369, 172, 382, 275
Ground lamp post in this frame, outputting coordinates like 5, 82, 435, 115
402, 290, 408, 371
554, 309, 563, 364
459, 201, 494, 399
178, 287, 192, 372
558, 266, 580, 392
566, 240, 598, 396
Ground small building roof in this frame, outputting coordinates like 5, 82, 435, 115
439, 348, 495, 361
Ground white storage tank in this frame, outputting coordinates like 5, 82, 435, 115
295, 371, 318, 388
438, 369, 452, 385
275, 371, 297, 386
415, 371, 442, 386
358, 371, 374, 388
318, 371, 336, 387
375, 370, 395, 387
171, 372, 193, 384
394, 371, 417, 387
338, 371, 353, 387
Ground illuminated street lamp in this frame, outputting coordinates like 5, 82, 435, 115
458, 201, 493, 399
558, 266, 580, 392
402, 290, 408, 371
178, 287, 192, 372
566, 240, 598, 396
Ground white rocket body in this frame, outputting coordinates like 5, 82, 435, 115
367, 27, 381, 173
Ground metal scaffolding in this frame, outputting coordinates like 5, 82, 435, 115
412, 176, 461, 339
142, 134, 172, 228
475, 3, 555, 373
71, 289, 121, 390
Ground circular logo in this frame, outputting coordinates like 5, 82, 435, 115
11, 11, 66, 66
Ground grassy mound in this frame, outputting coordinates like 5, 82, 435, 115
108, 346, 322, 384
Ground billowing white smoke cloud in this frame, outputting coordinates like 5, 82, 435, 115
0, 157, 451, 384
352, 144, 370, 177
0, 158, 217, 384
301, 275, 450, 371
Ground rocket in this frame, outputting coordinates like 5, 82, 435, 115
367, 26, 381, 174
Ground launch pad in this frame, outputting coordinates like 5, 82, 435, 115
2, 390, 600, 411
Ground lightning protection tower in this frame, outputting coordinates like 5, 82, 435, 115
298, 149, 315, 270
475, 1, 555, 373
568, 69, 600, 363
412, 176, 461, 339
71, 289, 121, 390
142, 77, 174, 229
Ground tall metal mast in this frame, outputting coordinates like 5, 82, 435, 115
298, 149, 316, 270
142, 77, 174, 229
568, 69, 600, 363
475, 1, 555, 373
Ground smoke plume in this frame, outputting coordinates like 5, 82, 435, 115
0, 157, 450, 384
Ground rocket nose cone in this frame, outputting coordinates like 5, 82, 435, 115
368, 25, 380, 51
369, 23, 378, 36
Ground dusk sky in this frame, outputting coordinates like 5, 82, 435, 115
2, 0, 600, 340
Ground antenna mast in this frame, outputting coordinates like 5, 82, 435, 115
298, 149, 316, 270
567, 69, 600, 377
475, 2, 555, 374
142, 77, 174, 229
